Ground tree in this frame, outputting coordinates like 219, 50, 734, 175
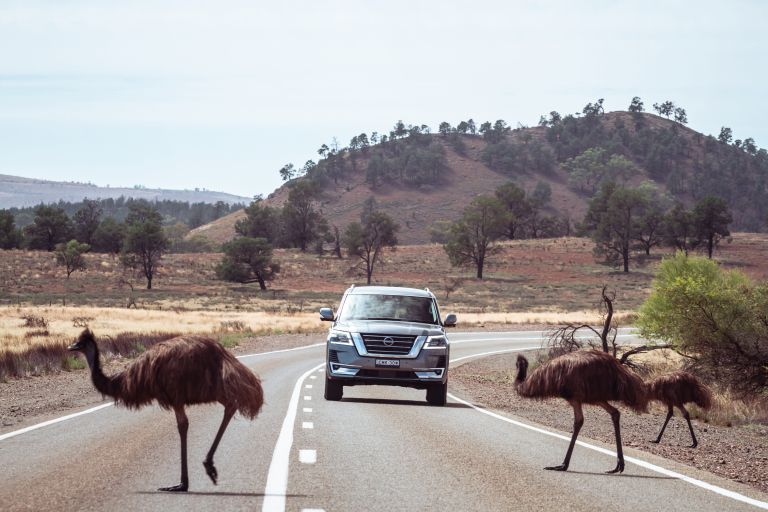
279, 163, 296, 181
662, 203, 699, 255
281, 181, 324, 251
633, 182, 669, 255
23, 205, 72, 251
718, 126, 733, 145
0, 210, 22, 249
216, 237, 279, 290
121, 204, 168, 289
637, 253, 768, 393
653, 101, 675, 118
73, 199, 103, 245
583, 184, 645, 272
444, 195, 509, 279
628, 96, 644, 113
55, 239, 90, 278
531, 181, 552, 207
438, 122, 453, 136
235, 198, 281, 243
673, 107, 688, 124
456, 121, 469, 134
565, 147, 634, 194
692, 196, 732, 258
495, 182, 531, 239
344, 211, 399, 285
92, 217, 125, 254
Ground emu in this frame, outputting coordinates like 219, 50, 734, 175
646, 371, 712, 448
515, 350, 647, 473
68, 329, 263, 492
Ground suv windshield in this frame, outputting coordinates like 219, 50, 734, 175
338, 294, 439, 324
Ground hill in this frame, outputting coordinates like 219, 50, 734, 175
190, 110, 768, 246
0, 173, 251, 209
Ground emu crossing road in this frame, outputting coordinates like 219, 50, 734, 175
1, 329, 766, 511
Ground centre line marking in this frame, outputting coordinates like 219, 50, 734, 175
299, 449, 317, 464
303, 395, 312, 401
305, 384, 313, 389
262, 362, 323, 512
303, 408, 312, 413
302, 422, 314, 429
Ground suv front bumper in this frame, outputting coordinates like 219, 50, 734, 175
326, 336, 448, 389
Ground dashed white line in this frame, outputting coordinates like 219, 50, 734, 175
305, 384, 313, 389
303, 408, 312, 413
262, 362, 324, 512
303, 396, 312, 401
310, 376, 317, 380
302, 422, 314, 429
301, 508, 325, 512
299, 449, 317, 464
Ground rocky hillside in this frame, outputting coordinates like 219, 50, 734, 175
0, 174, 251, 208
191, 110, 768, 246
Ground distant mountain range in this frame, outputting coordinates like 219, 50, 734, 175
0, 174, 251, 208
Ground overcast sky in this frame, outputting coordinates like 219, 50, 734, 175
0, 1, 765, 199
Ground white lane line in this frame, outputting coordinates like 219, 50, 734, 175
303, 396, 312, 401
262, 362, 323, 512
450, 333, 638, 345
299, 450, 317, 464
451, 347, 539, 364
0, 403, 114, 442
305, 385, 313, 389
447, 363, 768, 510
301, 508, 325, 512
310, 376, 317, 380
0, 342, 327, 443
302, 422, 314, 429
303, 408, 312, 413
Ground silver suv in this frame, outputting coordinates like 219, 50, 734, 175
320, 285, 456, 406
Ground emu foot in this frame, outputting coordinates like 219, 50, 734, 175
544, 464, 569, 472
650, 439, 661, 444
203, 460, 218, 485
606, 460, 625, 474
689, 442, 698, 449
158, 483, 188, 492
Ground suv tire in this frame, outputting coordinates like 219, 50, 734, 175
426, 381, 447, 406
324, 376, 343, 401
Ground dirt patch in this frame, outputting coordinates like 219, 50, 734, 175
450, 351, 768, 495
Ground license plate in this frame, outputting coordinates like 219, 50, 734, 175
375, 359, 400, 368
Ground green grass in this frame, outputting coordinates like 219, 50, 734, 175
218, 331, 253, 349
62, 355, 86, 371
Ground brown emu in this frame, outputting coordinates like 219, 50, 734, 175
646, 371, 712, 448
68, 329, 263, 492
515, 350, 647, 473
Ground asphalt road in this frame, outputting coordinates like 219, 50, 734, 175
1, 329, 766, 511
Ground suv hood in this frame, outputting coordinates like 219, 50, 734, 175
333, 320, 445, 338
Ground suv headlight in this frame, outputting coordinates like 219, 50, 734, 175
424, 335, 447, 349
328, 329, 353, 345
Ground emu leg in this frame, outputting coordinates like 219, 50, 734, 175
679, 405, 699, 448
600, 402, 624, 474
160, 406, 189, 492
652, 405, 674, 444
546, 402, 583, 471
203, 405, 236, 485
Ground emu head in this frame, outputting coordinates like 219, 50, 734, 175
68, 329, 96, 352
515, 354, 529, 382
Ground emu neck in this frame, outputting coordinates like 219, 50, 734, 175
83, 342, 117, 398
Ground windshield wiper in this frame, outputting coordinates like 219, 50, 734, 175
365, 317, 403, 321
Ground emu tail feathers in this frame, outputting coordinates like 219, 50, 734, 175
222, 357, 263, 420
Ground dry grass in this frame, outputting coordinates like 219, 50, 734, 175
455, 310, 636, 326
629, 348, 768, 427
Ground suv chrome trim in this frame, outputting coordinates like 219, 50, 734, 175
352, 333, 428, 359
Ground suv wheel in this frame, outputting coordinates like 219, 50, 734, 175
324, 376, 343, 401
426, 381, 447, 406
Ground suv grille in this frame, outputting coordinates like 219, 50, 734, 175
361, 334, 417, 355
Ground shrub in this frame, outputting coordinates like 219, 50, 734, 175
637, 253, 768, 394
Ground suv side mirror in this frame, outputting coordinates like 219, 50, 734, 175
443, 314, 457, 327
319, 308, 335, 321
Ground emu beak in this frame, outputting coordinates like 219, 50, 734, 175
67, 343, 78, 351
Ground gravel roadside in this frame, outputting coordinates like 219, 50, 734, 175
450, 351, 768, 495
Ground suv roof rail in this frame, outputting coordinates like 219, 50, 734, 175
424, 287, 431, 294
